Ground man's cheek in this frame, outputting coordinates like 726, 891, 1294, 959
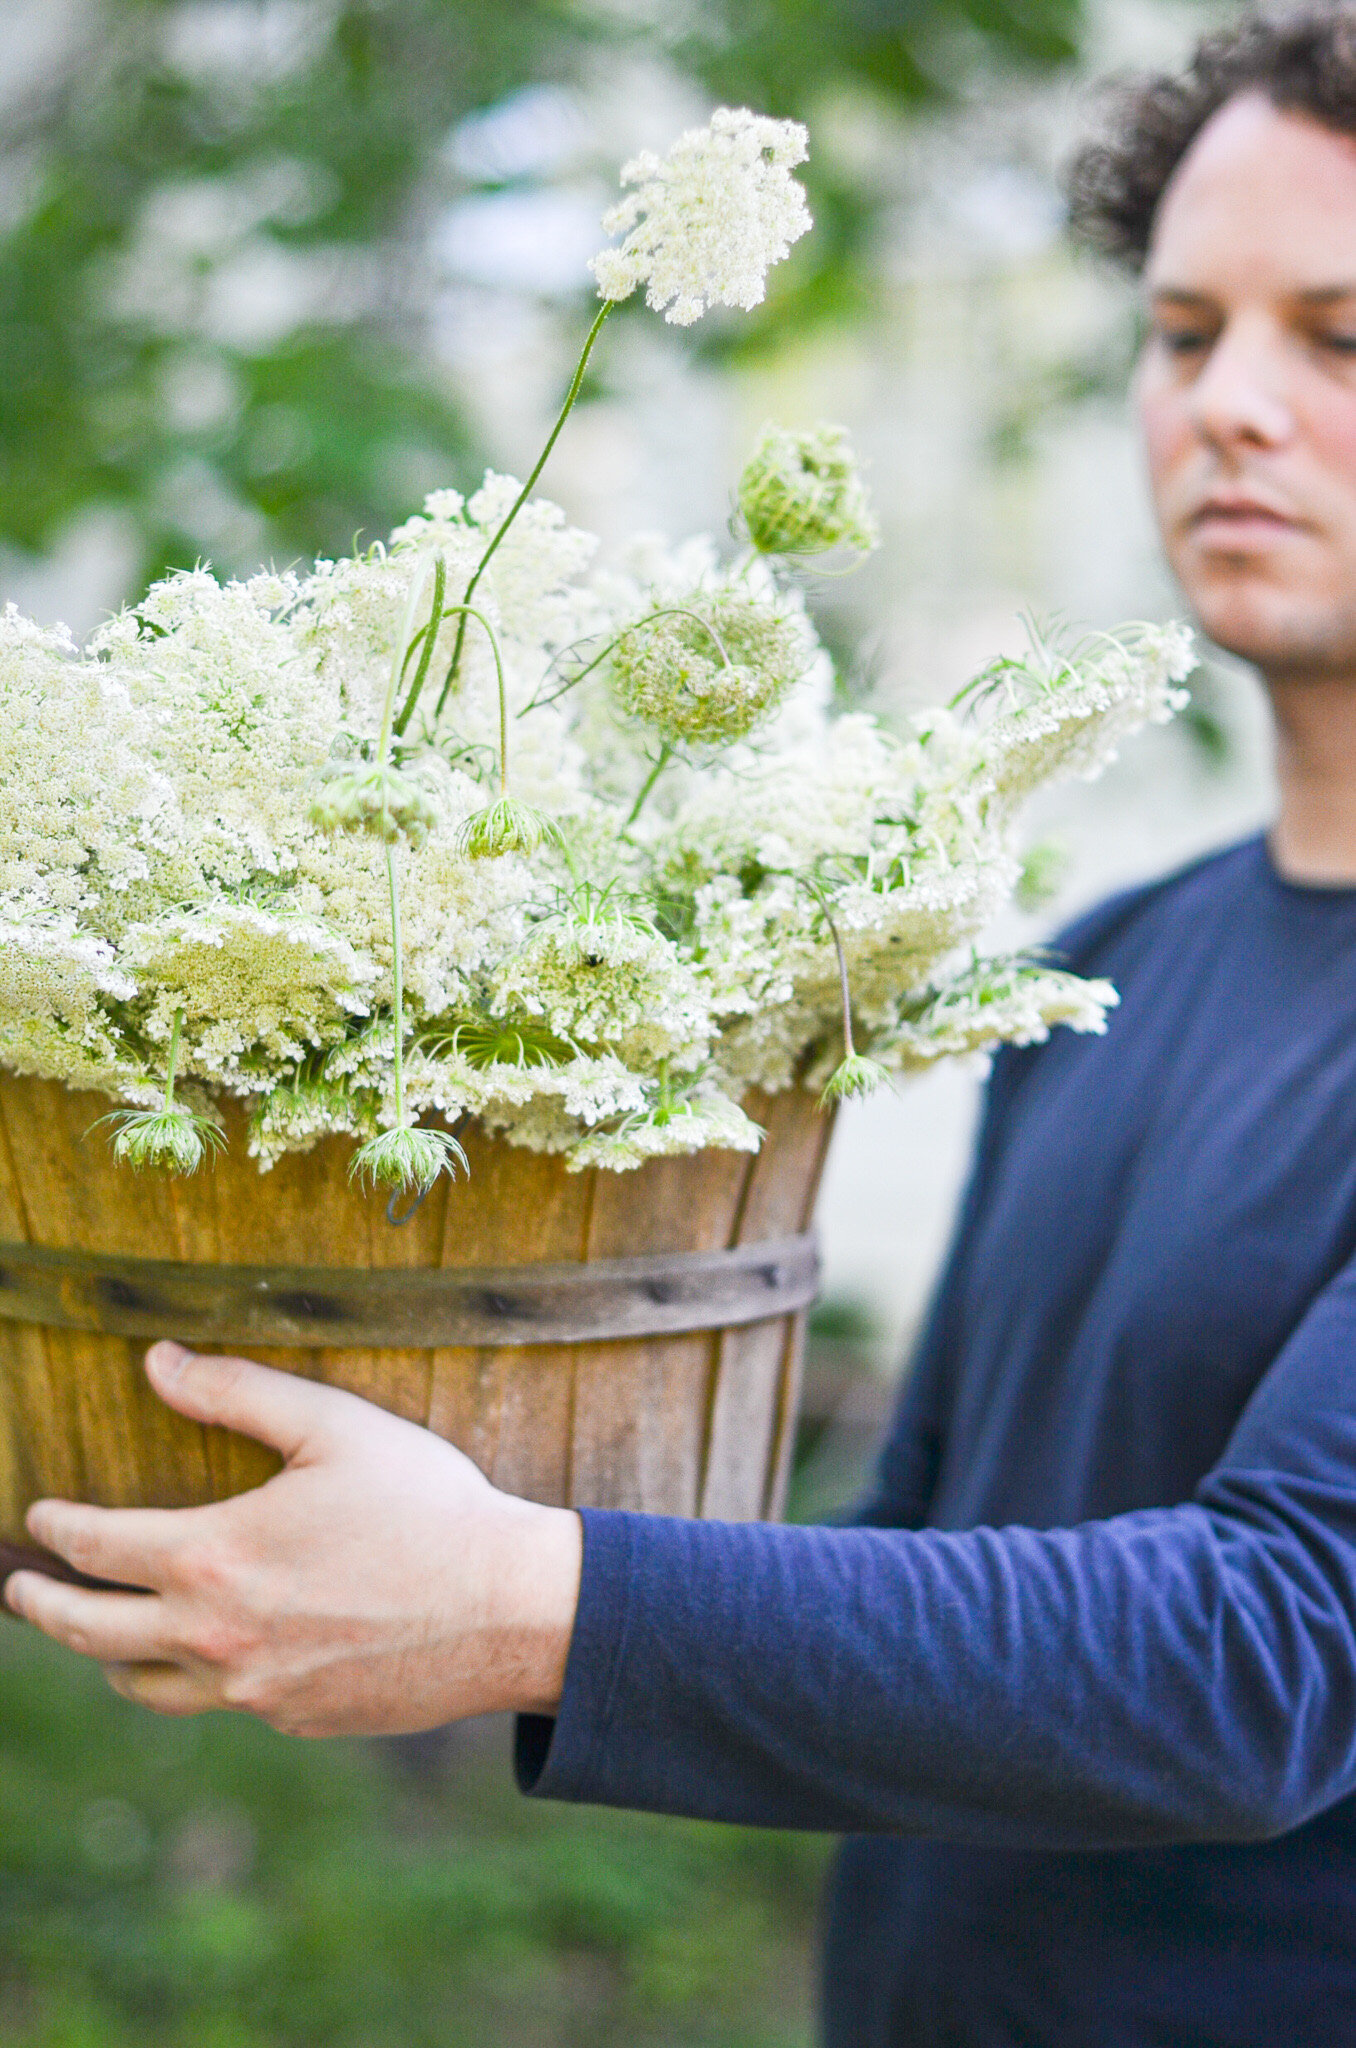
1136, 389, 1193, 530
1305, 403, 1356, 566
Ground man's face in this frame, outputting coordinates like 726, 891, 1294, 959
1138, 93, 1356, 679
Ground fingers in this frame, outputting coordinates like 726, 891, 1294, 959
5, 1571, 171, 1664
102, 1661, 219, 1717
23, 1496, 188, 1590
145, 1342, 347, 1460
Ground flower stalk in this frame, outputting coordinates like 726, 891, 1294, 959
432, 301, 613, 727
442, 604, 554, 857
312, 556, 469, 1199
815, 897, 889, 1106
624, 743, 673, 829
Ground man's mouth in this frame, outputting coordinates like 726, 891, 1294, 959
1187, 494, 1304, 546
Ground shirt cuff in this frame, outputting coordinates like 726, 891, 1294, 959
514, 1506, 638, 1799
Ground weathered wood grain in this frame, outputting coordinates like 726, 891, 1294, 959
0, 1074, 833, 1543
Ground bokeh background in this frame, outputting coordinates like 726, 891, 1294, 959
0, 1, 1270, 2041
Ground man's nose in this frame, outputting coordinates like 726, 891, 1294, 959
1189, 319, 1294, 452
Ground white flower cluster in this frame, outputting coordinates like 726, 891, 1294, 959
0, 108, 1194, 1183
590, 107, 812, 325
0, 479, 1191, 1177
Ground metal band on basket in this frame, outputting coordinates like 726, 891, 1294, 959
0, 1233, 820, 1349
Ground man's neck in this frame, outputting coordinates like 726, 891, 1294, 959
1266, 672, 1356, 884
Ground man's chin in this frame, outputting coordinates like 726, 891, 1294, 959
1186, 591, 1356, 681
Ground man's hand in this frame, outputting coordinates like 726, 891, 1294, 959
2, 1342, 583, 1737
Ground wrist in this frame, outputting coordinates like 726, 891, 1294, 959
485, 1500, 583, 1716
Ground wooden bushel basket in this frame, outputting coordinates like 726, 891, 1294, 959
0, 1075, 832, 1577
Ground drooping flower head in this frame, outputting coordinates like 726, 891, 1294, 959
349, 1120, 467, 1195
610, 593, 807, 744
738, 422, 880, 558
99, 1103, 226, 1176
590, 107, 811, 326
309, 761, 439, 846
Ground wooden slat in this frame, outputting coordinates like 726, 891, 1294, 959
585, 1145, 753, 1261
699, 1319, 788, 1520
426, 1342, 496, 1468
0, 1319, 82, 1538
59, 1327, 215, 1513
762, 1310, 809, 1519
480, 1344, 575, 1504
427, 1133, 595, 1502
568, 1333, 715, 1515
0, 1085, 31, 1243
578, 1125, 761, 1517
439, 1128, 593, 1268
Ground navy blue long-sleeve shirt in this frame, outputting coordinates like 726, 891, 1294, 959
517, 835, 1356, 2044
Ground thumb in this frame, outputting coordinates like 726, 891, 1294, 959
146, 1342, 344, 1461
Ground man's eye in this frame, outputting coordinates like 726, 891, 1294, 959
1319, 333, 1356, 354
1157, 329, 1213, 355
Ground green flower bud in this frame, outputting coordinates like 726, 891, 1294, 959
737, 422, 879, 558
100, 1104, 226, 1176
455, 796, 557, 860
611, 595, 804, 745
348, 1121, 467, 1195
310, 764, 438, 847
818, 1051, 890, 1107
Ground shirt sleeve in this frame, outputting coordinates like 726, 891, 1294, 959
516, 1245, 1356, 1849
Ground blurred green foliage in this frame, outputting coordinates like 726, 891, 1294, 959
0, 1623, 829, 2047
0, 0, 1088, 591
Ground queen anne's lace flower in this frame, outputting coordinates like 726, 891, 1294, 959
0, 912, 136, 1089
102, 1103, 225, 1176
738, 423, 880, 557
590, 108, 811, 325
610, 593, 807, 743
310, 761, 440, 845
493, 912, 710, 1070
961, 621, 1195, 809
121, 906, 373, 1077
879, 959, 1120, 1071
565, 1090, 762, 1173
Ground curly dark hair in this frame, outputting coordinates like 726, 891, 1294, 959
1067, 5, 1356, 268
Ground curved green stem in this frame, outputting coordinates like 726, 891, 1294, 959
379, 553, 442, 762
386, 841, 405, 1128
390, 553, 446, 739
824, 907, 856, 1061
624, 742, 673, 829
432, 604, 510, 796
163, 1007, 184, 1111
637, 605, 736, 669
522, 630, 621, 714
801, 878, 857, 1062
433, 300, 613, 726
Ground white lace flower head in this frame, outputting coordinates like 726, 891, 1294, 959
589, 107, 811, 326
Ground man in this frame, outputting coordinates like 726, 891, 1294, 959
12, 8, 1356, 2042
